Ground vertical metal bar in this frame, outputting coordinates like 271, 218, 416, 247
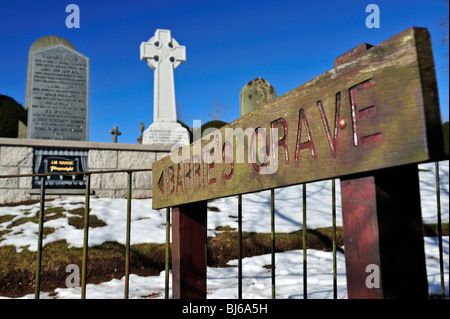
435, 162, 445, 299
125, 171, 132, 299
302, 183, 307, 299
34, 176, 45, 299
271, 189, 275, 299
165, 207, 170, 299
238, 194, 243, 299
81, 174, 91, 299
332, 179, 337, 299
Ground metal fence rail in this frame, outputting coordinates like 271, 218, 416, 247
0, 163, 447, 299
0, 168, 151, 299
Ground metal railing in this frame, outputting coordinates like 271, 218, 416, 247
0, 168, 151, 299
0, 162, 447, 299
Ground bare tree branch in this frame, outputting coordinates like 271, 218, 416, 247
176, 102, 188, 124
207, 93, 231, 121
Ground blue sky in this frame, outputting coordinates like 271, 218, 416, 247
0, 0, 448, 144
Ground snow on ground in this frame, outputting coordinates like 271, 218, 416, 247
0, 161, 448, 298
10, 239, 450, 299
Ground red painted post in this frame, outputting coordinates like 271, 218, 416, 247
341, 164, 428, 299
172, 200, 207, 299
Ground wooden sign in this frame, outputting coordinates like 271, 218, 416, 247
152, 27, 443, 209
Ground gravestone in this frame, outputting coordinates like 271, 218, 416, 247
25, 36, 89, 190
240, 77, 278, 116
140, 29, 190, 147
26, 36, 89, 141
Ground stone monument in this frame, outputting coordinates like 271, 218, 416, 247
24, 36, 89, 189
240, 77, 278, 116
110, 126, 121, 143
140, 29, 190, 146
26, 35, 89, 141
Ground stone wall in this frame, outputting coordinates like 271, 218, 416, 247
0, 138, 170, 204
0, 145, 33, 204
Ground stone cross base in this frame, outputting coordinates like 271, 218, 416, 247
142, 122, 190, 146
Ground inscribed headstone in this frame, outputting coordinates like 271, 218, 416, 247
26, 36, 89, 141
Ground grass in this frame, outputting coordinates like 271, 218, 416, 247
0, 240, 167, 297
65, 207, 107, 229
423, 222, 449, 236
0, 226, 345, 289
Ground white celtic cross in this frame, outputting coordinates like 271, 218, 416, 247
140, 29, 186, 123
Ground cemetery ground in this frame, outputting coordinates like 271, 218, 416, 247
0, 161, 448, 299
0, 219, 348, 298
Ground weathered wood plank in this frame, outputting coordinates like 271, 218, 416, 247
341, 165, 428, 298
172, 201, 207, 299
152, 27, 444, 209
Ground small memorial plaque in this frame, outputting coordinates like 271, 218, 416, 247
33, 148, 88, 189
